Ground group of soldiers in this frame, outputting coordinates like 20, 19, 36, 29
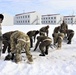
52, 21, 74, 49
0, 14, 74, 64
3, 25, 51, 63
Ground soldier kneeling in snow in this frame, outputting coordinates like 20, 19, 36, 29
66, 29, 74, 44
34, 36, 52, 56
52, 33, 64, 49
5, 30, 33, 63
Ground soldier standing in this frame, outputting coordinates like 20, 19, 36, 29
60, 20, 68, 36
0, 14, 4, 57
34, 36, 52, 56
10, 30, 33, 63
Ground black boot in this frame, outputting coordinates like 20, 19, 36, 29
45, 49, 48, 55
39, 50, 45, 56
11, 53, 15, 60
67, 40, 71, 44
4, 54, 12, 60
45, 52, 48, 55
39, 53, 45, 56
45, 46, 48, 55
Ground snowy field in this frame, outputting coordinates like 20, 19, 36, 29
0, 24, 76, 75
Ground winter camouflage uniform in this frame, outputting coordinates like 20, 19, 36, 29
10, 30, 33, 63
60, 21, 68, 36
39, 25, 49, 36
2, 31, 15, 53
27, 30, 39, 48
66, 29, 74, 44
34, 36, 52, 56
52, 33, 64, 49
53, 26, 60, 33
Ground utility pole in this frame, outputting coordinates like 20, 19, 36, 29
0, 14, 4, 57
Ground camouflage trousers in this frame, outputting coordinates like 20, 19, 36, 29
12, 40, 33, 63
39, 39, 52, 55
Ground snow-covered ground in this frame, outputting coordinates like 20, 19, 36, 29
0, 24, 76, 75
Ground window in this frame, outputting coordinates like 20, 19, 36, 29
25, 20, 26, 23
68, 18, 70, 20
71, 18, 73, 20
48, 21, 50, 23
25, 16, 27, 18
23, 16, 24, 18
48, 17, 50, 19
51, 17, 53, 19
54, 21, 56, 23
18, 17, 20, 19
17, 21, 18, 23
51, 21, 53, 23
21, 21, 22, 23
28, 15, 30, 18
28, 20, 29, 23
54, 17, 56, 19
71, 21, 73, 23
65, 18, 67, 20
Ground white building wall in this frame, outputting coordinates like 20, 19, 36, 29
63, 16, 76, 24
56, 15, 63, 24
41, 14, 62, 25
14, 14, 30, 25
30, 12, 41, 25
74, 17, 76, 24
14, 11, 41, 25
2, 13, 13, 26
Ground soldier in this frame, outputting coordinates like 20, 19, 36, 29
34, 36, 52, 56
27, 30, 39, 48
0, 14, 4, 23
10, 30, 33, 63
66, 29, 74, 44
53, 26, 60, 33
0, 14, 4, 56
2, 31, 16, 53
60, 20, 68, 36
2, 39, 10, 53
39, 25, 49, 36
52, 33, 64, 49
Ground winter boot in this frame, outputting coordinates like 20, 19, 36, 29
67, 41, 71, 44
4, 54, 12, 60
45, 50, 48, 55
39, 53, 45, 56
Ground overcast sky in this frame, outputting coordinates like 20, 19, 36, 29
0, 0, 76, 16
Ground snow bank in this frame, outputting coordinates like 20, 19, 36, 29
0, 24, 76, 75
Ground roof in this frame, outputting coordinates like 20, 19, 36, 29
42, 14, 60, 16
15, 11, 36, 16
64, 15, 76, 17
